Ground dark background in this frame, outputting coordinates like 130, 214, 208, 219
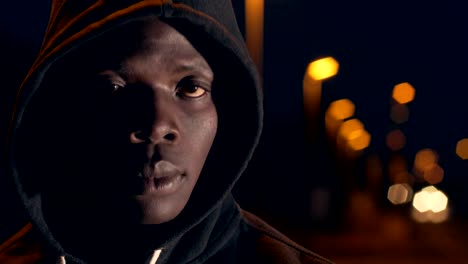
2, 1, 468, 262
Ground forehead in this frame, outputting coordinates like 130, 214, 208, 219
117, 18, 187, 57
125, 19, 207, 63
114, 19, 213, 80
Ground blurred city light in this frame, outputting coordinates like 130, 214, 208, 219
413, 148, 438, 179
307, 57, 339, 81
336, 119, 371, 153
411, 207, 450, 224
324, 114, 342, 141
390, 103, 409, 124
386, 129, 406, 151
413, 190, 430, 212
412, 186, 448, 213
338, 119, 364, 139
303, 65, 322, 142
387, 183, 413, 205
347, 129, 371, 151
456, 138, 468, 159
423, 164, 444, 185
245, 0, 264, 73
325, 100, 355, 141
392, 82, 415, 104
326, 99, 355, 121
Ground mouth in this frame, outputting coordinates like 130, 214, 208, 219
134, 160, 185, 196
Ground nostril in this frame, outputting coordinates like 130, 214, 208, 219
131, 129, 177, 144
164, 133, 176, 141
130, 131, 146, 144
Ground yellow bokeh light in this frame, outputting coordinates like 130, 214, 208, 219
245, 0, 264, 73
428, 208, 450, 223
386, 129, 406, 151
347, 129, 371, 151
324, 114, 343, 140
429, 191, 449, 213
456, 139, 468, 160
338, 119, 364, 139
423, 164, 444, 185
412, 186, 448, 213
413, 189, 431, 212
387, 183, 413, 205
307, 57, 339, 81
392, 82, 415, 104
411, 207, 429, 223
413, 149, 438, 176
336, 118, 371, 155
411, 207, 449, 224
326, 99, 355, 121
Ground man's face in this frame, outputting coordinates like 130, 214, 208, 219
68, 19, 217, 225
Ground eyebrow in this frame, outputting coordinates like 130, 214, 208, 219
116, 54, 213, 80
174, 58, 213, 77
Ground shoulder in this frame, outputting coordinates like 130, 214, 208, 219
0, 223, 44, 264
238, 209, 333, 264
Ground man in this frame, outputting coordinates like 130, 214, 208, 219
2, 1, 332, 263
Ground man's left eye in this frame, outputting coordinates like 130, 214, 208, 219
177, 85, 207, 98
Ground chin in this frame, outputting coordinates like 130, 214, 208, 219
136, 195, 187, 225
140, 211, 178, 225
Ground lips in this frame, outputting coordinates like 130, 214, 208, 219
136, 160, 185, 196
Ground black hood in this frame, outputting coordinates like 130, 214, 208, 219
7, 0, 262, 263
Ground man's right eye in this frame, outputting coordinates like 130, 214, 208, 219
95, 78, 122, 94
96, 71, 126, 94
110, 83, 123, 92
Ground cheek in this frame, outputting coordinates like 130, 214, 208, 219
201, 109, 218, 143
184, 107, 218, 168
196, 109, 218, 152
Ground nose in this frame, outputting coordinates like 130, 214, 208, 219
129, 124, 178, 145
129, 92, 180, 145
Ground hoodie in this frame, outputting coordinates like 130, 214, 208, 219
3, 0, 333, 263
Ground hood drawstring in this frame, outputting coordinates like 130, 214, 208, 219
57, 249, 162, 264
147, 249, 163, 264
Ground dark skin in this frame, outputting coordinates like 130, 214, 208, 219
103, 18, 218, 224
20, 16, 220, 262
54, 18, 218, 227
